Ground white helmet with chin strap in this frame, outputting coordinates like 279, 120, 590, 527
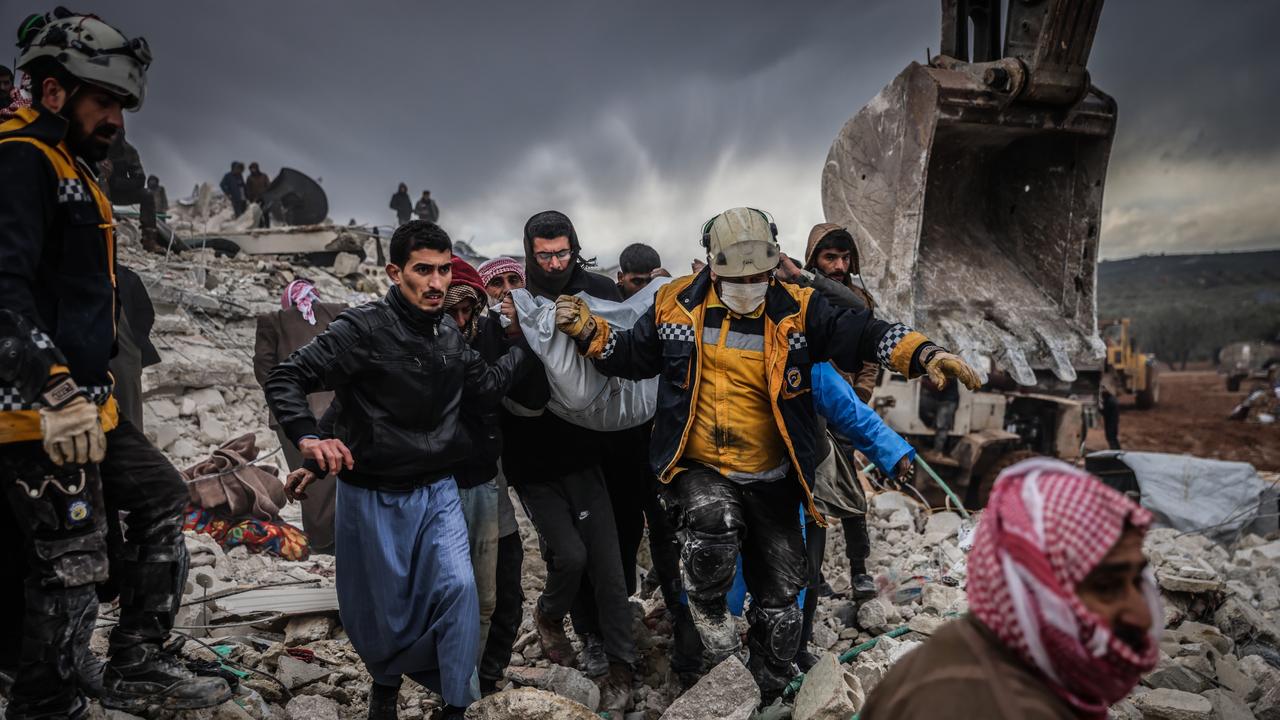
16, 8, 150, 110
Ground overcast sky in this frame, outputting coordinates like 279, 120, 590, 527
5, 1, 1277, 265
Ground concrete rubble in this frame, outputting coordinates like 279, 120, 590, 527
6, 233, 1270, 720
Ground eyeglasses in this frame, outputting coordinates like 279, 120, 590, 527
533, 249, 573, 263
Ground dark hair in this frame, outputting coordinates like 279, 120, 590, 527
231, 161, 244, 171
526, 213, 575, 246
0, 65, 12, 78
23, 56, 77, 105
390, 220, 452, 267
815, 229, 853, 255
618, 243, 661, 274
147, 174, 159, 184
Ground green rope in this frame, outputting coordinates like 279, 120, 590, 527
915, 456, 971, 519
782, 625, 912, 698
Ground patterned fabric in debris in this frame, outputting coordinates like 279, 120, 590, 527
183, 504, 311, 561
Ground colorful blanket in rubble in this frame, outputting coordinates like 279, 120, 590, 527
183, 505, 311, 561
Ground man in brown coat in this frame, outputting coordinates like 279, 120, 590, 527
245, 162, 271, 204
253, 279, 346, 552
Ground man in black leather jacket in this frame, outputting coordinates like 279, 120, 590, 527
264, 221, 529, 720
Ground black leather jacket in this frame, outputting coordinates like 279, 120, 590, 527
265, 286, 529, 491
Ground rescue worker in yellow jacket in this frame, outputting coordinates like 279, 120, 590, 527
0, 9, 229, 717
552, 208, 980, 698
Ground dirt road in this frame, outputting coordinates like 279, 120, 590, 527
1085, 370, 1280, 471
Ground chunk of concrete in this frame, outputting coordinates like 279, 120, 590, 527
285, 694, 339, 720
331, 252, 362, 277
1256, 682, 1280, 720
1168, 621, 1233, 655
1215, 598, 1280, 645
1132, 688, 1212, 720
1201, 689, 1256, 720
1142, 665, 1213, 694
503, 664, 600, 711
275, 655, 330, 690
923, 511, 962, 542
284, 615, 334, 647
1213, 654, 1258, 701
464, 687, 599, 720
793, 653, 863, 720
659, 656, 759, 720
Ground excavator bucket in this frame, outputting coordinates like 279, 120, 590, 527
821, 0, 1114, 388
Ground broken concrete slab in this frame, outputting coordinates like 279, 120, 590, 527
1143, 664, 1214, 694
792, 653, 863, 720
1132, 688, 1213, 720
1201, 689, 1256, 720
464, 687, 599, 720
275, 655, 330, 690
503, 664, 600, 711
284, 615, 334, 647
284, 694, 339, 720
659, 656, 758, 720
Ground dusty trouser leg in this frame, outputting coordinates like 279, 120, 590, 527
797, 521, 827, 668
458, 480, 500, 654
95, 420, 229, 710
1, 442, 109, 720
672, 468, 746, 665
739, 478, 807, 699
478, 531, 524, 693
650, 483, 703, 678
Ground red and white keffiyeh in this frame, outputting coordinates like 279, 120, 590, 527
967, 458, 1162, 718
282, 279, 320, 325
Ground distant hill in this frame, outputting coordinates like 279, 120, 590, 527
1097, 250, 1280, 366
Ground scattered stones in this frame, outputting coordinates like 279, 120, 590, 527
856, 599, 891, 634
284, 615, 335, 647
1201, 689, 1255, 720
792, 653, 863, 720
1256, 682, 1280, 720
1132, 688, 1213, 720
659, 657, 759, 720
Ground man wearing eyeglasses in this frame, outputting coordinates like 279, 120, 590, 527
497, 211, 639, 715
0, 9, 231, 718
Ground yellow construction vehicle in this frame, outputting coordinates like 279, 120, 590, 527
1101, 318, 1160, 409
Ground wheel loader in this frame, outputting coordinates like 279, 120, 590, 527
1101, 318, 1160, 409
823, 0, 1115, 506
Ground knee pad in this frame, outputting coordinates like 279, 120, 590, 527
747, 604, 803, 662
680, 530, 738, 598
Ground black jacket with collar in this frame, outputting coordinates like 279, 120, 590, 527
265, 286, 529, 491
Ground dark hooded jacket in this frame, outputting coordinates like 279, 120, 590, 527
806, 223, 880, 403
500, 211, 622, 486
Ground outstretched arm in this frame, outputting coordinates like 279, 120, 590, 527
812, 363, 914, 474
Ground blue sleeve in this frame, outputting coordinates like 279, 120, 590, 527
812, 363, 915, 473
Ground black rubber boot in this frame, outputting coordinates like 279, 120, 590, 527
100, 642, 231, 712
578, 633, 608, 678
367, 681, 399, 720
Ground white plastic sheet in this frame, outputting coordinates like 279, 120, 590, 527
1102, 451, 1271, 540
511, 277, 669, 431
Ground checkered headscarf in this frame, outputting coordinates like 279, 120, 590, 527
967, 458, 1161, 718
477, 256, 524, 287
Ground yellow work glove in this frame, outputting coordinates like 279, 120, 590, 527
924, 350, 982, 391
39, 395, 107, 466
554, 295, 596, 341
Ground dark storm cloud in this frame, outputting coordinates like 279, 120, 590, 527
5, 1, 1276, 263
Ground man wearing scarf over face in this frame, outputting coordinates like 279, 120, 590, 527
497, 211, 639, 714
862, 458, 1162, 719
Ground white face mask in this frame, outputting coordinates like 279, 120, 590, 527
489, 301, 512, 328
718, 280, 769, 315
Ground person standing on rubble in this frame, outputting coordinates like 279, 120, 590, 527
474, 255, 530, 695
265, 220, 530, 720
550, 207, 981, 700
220, 160, 247, 216
245, 161, 270, 205
415, 189, 440, 223
253, 278, 347, 554
1100, 385, 1121, 450
146, 174, 167, 213
0, 9, 233, 717
495, 210, 639, 714
390, 182, 412, 225
862, 459, 1161, 719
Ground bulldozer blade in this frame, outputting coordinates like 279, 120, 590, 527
822, 61, 1115, 387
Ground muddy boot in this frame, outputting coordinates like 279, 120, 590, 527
101, 645, 231, 712
436, 705, 466, 719
367, 682, 399, 720
850, 573, 877, 600
534, 602, 576, 668
578, 633, 608, 678
598, 662, 633, 718
795, 649, 821, 673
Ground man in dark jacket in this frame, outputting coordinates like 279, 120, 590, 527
497, 211, 638, 713
245, 161, 270, 205
265, 221, 528, 720
415, 189, 440, 223
554, 207, 980, 699
146, 174, 167, 213
390, 183, 412, 225
220, 161, 247, 216
1, 10, 231, 716
253, 279, 346, 553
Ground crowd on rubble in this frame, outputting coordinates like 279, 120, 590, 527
3, 8, 1280, 720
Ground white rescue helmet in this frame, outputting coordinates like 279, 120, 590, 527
17, 10, 150, 111
702, 207, 780, 278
